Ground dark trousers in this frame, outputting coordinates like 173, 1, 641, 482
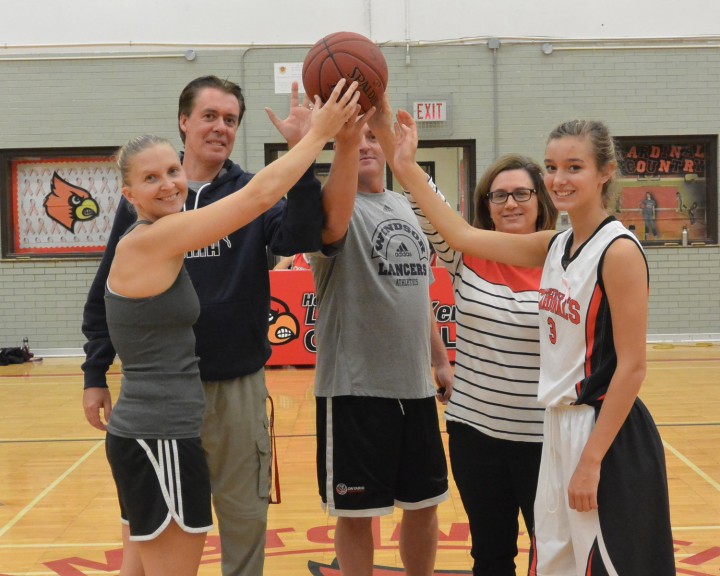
447, 420, 542, 576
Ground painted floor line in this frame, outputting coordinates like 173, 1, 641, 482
0, 437, 103, 444
0, 573, 111, 576
656, 421, 720, 427
663, 439, 720, 492
1, 526, 716, 549
0, 542, 121, 549
0, 440, 104, 538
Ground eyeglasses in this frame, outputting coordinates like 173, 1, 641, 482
486, 188, 536, 204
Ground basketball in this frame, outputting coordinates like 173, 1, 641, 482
302, 31, 388, 113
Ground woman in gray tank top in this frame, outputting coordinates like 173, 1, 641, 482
103, 81, 360, 576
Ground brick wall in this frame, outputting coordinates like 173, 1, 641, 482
0, 44, 717, 351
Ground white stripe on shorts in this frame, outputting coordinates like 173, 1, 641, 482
323, 397, 335, 512
136, 438, 207, 540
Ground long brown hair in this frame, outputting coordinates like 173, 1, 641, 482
547, 119, 620, 208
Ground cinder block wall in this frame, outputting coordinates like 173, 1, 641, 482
0, 43, 717, 351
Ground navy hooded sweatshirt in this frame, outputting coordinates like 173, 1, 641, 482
81, 158, 322, 388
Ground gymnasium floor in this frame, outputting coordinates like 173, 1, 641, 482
0, 342, 718, 575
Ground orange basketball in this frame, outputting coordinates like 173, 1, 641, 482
302, 31, 388, 113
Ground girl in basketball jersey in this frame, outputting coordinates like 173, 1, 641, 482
102, 82, 359, 576
386, 111, 675, 575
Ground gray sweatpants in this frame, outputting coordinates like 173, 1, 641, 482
201, 370, 271, 576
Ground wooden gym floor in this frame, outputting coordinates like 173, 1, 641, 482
0, 343, 718, 575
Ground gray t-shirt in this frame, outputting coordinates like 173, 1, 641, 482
310, 190, 434, 399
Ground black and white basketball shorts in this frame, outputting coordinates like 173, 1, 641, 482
105, 433, 213, 540
316, 395, 449, 516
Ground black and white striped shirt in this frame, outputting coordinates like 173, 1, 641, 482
406, 184, 545, 442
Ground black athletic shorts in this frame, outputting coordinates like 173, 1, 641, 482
316, 395, 449, 516
105, 433, 213, 541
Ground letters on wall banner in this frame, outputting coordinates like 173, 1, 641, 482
267, 269, 456, 366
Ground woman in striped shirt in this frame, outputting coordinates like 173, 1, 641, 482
406, 155, 557, 576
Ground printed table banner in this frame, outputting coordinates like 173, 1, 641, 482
267, 268, 456, 366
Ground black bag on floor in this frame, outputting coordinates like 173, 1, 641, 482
0, 346, 33, 365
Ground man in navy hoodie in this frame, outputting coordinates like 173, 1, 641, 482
81, 75, 323, 576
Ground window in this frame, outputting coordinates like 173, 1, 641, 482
614, 135, 717, 246
265, 140, 476, 222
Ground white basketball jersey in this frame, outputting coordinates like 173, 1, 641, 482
537, 217, 645, 407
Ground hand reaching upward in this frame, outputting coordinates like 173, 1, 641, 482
265, 81, 313, 149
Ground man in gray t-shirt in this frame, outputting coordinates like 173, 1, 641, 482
309, 109, 449, 575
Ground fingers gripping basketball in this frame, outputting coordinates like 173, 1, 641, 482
302, 31, 388, 113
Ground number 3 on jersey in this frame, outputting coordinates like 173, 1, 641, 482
547, 317, 557, 344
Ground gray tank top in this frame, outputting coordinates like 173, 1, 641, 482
105, 221, 204, 439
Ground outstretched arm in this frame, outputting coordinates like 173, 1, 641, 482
367, 96, 461, 279
264, 81, 325, 257
320, 106, 374, 245
404, 177, 463, 279
126, 81, 361, 261
265, 81, 313, 149
391, 109, 551, 268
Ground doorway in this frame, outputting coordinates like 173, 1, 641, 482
265, 139, 476, 221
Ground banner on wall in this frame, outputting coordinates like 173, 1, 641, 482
267, 268, 456, 366
3, 148, 120, 256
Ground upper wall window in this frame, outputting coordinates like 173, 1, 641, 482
614, 135, 717, 246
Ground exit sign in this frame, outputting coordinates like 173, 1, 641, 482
413, 101, 447, 122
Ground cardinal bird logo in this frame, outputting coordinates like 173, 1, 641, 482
43, 172, 99, 232
268, 297, 300, 345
